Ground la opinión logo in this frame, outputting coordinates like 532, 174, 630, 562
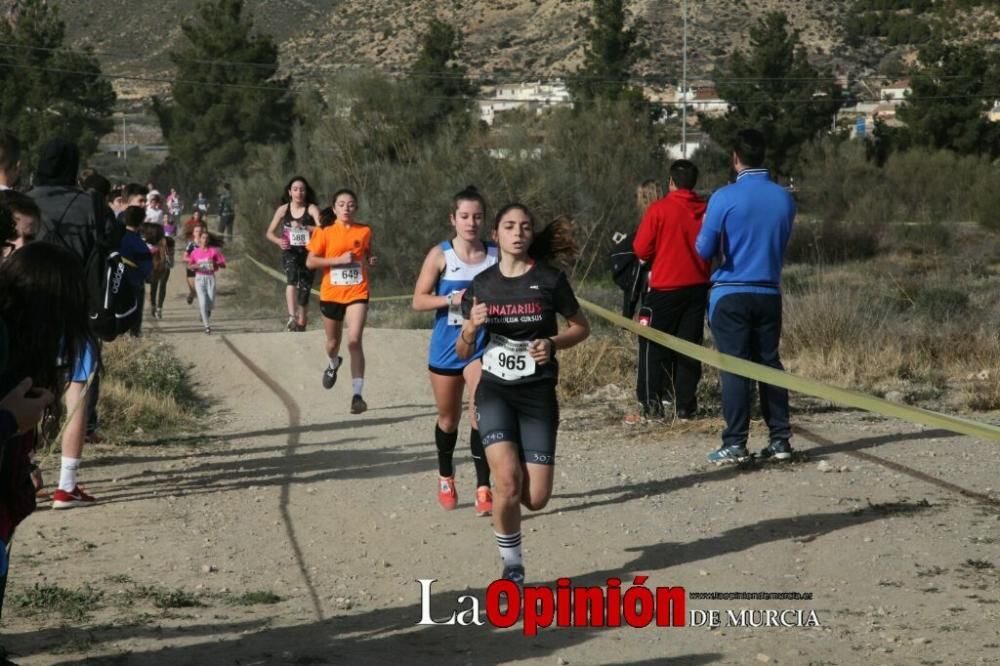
417, 576, 686, 636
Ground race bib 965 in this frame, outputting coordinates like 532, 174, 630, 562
482, 334, 536, 380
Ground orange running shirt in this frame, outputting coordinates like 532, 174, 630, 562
307, 220, 373, 303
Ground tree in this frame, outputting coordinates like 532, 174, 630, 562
153, 0, 293, 193
896, 41, 1000, 158
569, 0, 648, 105
0, 0, 115, 169
408, 19, 477, 138
701, 12, 842, 176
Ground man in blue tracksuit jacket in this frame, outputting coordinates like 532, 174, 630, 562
695, 129, 795, 464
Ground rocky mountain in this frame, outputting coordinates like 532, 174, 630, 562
50, 1, 998, 100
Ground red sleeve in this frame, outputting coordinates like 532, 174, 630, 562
632, 203, 659, 261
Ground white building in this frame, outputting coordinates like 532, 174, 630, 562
880, 79, 911, 104
674, 85, 728, 116
479, 80, 573, 126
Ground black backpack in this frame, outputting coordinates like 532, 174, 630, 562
608, 230, 649, 319
86, 192, 139, 341
48, 190, 139, 341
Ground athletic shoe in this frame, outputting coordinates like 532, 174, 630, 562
84, 432, 104, 445
51, 485, 97, 510
475, 486, 493, 516
187, 293, 194, 305
322, 356, 342, 390
294, 323, 307, 332
285, 316, 296, 332
204, 327, 212, 335
437, 476, 458, 510
351, 394, 367, 414
758, 439, 793, 461
676, 407, 698, 421
501, 564, 525, 587
156, 309, 163, 320
707, 445, 750, 465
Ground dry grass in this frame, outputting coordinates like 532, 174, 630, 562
781, 249, 1000, 412
95, 337, 201, 440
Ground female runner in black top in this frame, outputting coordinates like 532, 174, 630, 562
458, 204, 590, 585
265, 176, 321, 331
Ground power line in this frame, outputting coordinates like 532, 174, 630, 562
4, 58, 998, 108
0, 40, 995, 87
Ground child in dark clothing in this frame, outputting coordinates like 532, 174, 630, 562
120, 206, 153, 337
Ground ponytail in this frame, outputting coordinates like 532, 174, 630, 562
529, 215, 578, 266
494, 203, 578, 266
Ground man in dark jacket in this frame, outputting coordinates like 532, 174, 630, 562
27, 138, 109, 508
632, 160, 710, 420
28, 138, 102, 260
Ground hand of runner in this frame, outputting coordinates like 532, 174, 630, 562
367, 255, 378, 267
337, 251, 355, 265
0, 377, 55, 434
469, 296, 487, 328
529, 338, 554, 365
280, 238, 290, 251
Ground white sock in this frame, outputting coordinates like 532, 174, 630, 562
59, 457, 81, 492
352, 378, 364, 396
495, 531, 523, 568
329, 357, 341, 370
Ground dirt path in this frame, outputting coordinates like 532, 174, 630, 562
3, 261, 999, 665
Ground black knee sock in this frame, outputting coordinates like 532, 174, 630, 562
435, 424, 458, 477
470, 428, 491, 487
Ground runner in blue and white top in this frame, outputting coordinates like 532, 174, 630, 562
412, 186, 498, 518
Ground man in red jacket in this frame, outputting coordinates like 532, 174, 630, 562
632, 160, 709, 419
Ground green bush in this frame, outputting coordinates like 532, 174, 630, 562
235, 71, 668, 294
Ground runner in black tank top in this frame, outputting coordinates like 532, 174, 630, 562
265, 176, 320, 331
458, 204, 590, 587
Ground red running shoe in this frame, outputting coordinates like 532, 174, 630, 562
51, 486, 97, 510
437, 476, 457, 511
474, 486, 493, 517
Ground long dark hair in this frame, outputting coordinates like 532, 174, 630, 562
0, 242, 94, 397
281, 176, 319, 207
493, 203, 578, 266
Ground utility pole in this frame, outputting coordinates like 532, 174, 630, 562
681, 0, 688, 158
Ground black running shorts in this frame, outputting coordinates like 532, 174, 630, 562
475, 379, 559, 465
282, 251, 314, 306
320, 299, 369, 322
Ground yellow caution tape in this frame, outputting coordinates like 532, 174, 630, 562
577, 297, 1000, 442
247, 252, 999, 442
246, 254, 412, 302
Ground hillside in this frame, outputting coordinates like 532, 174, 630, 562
55, 1, 852, 101
51, 0, 999, 100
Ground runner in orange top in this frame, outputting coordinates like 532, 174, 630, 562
306, 189, 377, 414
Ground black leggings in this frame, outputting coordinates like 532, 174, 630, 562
149, 268, 170, 311
475, 379, 559, 465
